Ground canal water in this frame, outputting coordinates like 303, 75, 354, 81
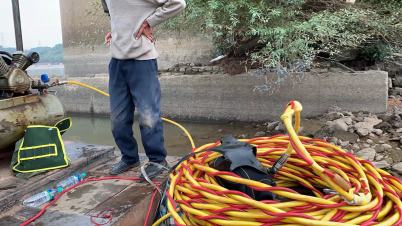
63, 115, 265, 156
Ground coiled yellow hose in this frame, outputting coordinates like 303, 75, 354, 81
162, 101, 402, 226
62, 81, 402, 225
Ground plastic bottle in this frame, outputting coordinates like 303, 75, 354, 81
56, 172, 87, 193
23, 189, 57, 207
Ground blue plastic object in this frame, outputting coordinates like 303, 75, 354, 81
40, 73, 49, 83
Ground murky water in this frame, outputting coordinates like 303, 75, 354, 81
63, 115, 264, 156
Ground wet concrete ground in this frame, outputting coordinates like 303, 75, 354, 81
0, 142, 179, 226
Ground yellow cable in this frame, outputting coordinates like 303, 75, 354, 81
66, 81, 111, 98
163, 101, 402, 226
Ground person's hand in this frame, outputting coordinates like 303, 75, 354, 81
136, 21, 154, 43
105, 32, 112, 46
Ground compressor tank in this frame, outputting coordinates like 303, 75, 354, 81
0, 94, 65, 150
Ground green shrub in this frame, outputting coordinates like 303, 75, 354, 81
167, 0, 402, 69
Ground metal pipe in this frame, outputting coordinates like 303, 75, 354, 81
11, 0, 23, 51
0, 57, 10, 77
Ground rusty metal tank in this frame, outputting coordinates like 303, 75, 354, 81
0, 94, 65, 150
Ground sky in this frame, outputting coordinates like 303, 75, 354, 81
0, 0, 62, 49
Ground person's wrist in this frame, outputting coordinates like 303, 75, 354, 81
145, 17, 158, 28
144, 20, 151, 28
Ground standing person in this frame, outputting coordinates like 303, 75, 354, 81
101, 0, 186, 177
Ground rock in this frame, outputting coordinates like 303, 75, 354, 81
354, 117, 364, 122
366, 117, 382, 125
378, 113, 394, 122
344, 117, 353, 125
375, 122, 392, 131
313, 126, 333, 139
339, 140, 350, 147
343, 111, 354, 117
255, 131, 266, 137
355, 126, 370, 136
385, 157, 394, 165
392, 162, 402, 174
375, 145, 385, 153
392, 121, 402, 129
373, 160, 391, 169
375, 154, 385, 161
352, 144, 360, 150
362, 143, 371, 148
329, 137, 338, 144
354, 117, 382, 137
275, 123, 285, 132
267, 121, 280, 131
369, 133, 376, 138
366, 139, 373, 144
377, 114, 392, 123
332, 131, 359, 143
326, 112, 344, 121
358, 111, 370, 117
396, 128, 402, 133
356, 148, 376, 161
390, 114, 401, 126
378, 140, 385, 144
373, 129, 383, 136
381, 144, 392, 150
328, 119, 349, 132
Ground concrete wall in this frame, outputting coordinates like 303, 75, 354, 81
59, 0, 214, 76
53, 70, 388, 121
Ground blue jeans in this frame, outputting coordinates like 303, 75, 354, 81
109, 58, 166, 164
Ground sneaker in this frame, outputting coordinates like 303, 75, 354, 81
140, 160, 169, 180
110, 160, 140, 175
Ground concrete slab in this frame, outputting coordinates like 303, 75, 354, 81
54, 70, 388, 121
52, 180, 131, 215
30, 210, 94, 226
16, 207, 95, 226
0, 142, 115, 212
0, 154, 180, 226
